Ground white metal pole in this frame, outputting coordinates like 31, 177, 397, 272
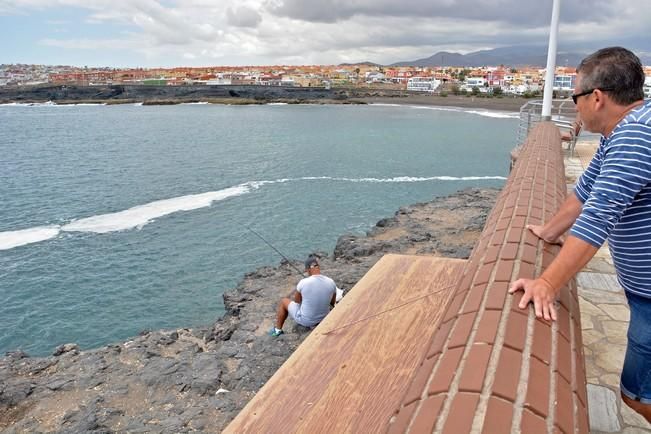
542, 0, 561, 120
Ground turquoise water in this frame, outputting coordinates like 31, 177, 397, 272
0, 102, 517, 356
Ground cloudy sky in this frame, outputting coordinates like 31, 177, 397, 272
1, 0, 650, 67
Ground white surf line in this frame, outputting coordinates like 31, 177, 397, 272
323, 175, 507, 182
0, 185, 252, 250
368, 102, 519, 119
0, 226, 62, 251
62, 185, 251, 234
0, 175, 506, 251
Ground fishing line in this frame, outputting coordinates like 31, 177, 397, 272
242, 224, 306, 277
321, 282, 458, 335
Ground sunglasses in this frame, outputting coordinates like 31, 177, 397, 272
571, 87, 614, 104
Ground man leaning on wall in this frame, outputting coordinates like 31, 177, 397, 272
509, 47, 651, 422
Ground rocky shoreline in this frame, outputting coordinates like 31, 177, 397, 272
0, 84, 529, 111
0, 187, 498, 433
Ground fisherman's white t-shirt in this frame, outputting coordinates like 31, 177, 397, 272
294, 274, 336, 327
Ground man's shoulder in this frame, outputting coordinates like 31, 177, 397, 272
609, 105, 651, 148
305, 274, 336, 288
622, 100, 651, 129
318, 274, 336, 285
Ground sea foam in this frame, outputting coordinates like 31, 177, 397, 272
0, 226, 61, 250
317, 175, 506, 183
62, 186, 250, 234
370, 103, 519, 119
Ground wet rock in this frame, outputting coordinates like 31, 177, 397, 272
375, 217, 396, 228
155, 331, 179, 346
4, 350, 29, 360
53, 343, 80, 357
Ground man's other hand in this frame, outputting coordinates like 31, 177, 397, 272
509, 278, 558, 321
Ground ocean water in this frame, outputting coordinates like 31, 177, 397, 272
0, 102, 518, 356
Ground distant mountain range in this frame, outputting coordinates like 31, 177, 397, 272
387, 45, 651, 68
338, 61, 382, 67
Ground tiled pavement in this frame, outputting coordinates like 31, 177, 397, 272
565, 140, 651, 433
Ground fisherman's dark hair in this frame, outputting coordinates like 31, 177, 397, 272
577, 47, 645, 105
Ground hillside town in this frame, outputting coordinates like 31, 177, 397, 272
2, 63, 651, 98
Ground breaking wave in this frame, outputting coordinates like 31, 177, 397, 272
370, 103, 519, 119
0, 174, 505, 251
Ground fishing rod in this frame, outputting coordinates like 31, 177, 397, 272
242, 224, 306, 277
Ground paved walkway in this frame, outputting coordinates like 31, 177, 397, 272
565, 140, 651, 433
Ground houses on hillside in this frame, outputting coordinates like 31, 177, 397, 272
2, 63, 651, 99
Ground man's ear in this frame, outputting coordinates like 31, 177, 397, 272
593, 89, 607, 110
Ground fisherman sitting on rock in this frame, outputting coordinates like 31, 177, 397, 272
269, 255, 337, 337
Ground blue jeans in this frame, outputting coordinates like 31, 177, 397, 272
621, 291, 651, 404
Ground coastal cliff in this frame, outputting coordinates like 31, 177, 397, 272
0, 187, 497, 433
0, 84, 529, 111
0, 84, 402, 105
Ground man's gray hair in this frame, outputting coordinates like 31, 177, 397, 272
577, 47, 645, 105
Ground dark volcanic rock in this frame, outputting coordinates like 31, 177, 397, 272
0, 84, 408, 105
0, 187, 497, 433
52, 343, 80, 356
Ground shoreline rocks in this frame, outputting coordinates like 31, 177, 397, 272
0, 187, 498, 433
0, 84, 530, 111
0, 84, 403, 105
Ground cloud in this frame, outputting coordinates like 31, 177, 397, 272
265, 0, 615, 26
2, 0, 651, 66
226, 6, 262, 28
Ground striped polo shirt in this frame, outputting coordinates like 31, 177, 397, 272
571, 99, 651, 298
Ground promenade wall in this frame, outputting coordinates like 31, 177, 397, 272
388, 121, 589, 433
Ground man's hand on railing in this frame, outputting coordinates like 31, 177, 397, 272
509, 277, 558, 321
527, 224, 564, 245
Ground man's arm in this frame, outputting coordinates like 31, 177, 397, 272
509, 235, 598, 321
294, 290, 302, 304
330, 291, 336, 308
528, 193, 583, 244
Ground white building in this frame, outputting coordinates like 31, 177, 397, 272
460, 77, 488, 93
365, 72, 385, 83
645, 76, 651, 99
205, 78, 232, 85
553, 74, 576, 91
506, 83, 541, 95
281, 77, 296, 87
406, 77, 441, 92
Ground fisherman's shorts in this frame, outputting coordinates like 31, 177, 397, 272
620, 291, 651, 404
287, 301, 314, 328
287, 301, 301, 322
